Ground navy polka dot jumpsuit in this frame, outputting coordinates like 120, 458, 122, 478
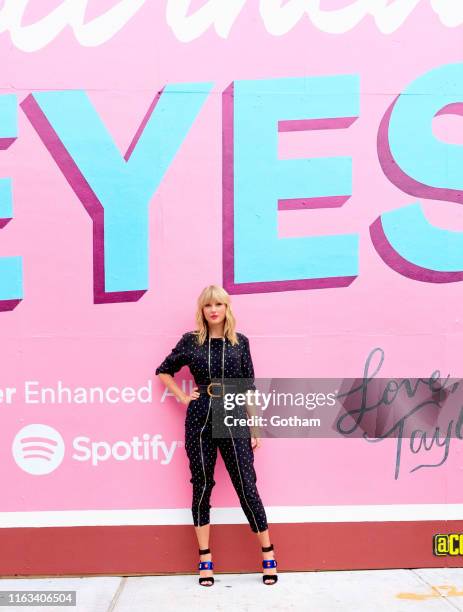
155, 330, 269, 533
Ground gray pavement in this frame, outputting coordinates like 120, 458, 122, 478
1, 568, 463, 611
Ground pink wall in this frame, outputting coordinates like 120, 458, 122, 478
0, 1, 462, 532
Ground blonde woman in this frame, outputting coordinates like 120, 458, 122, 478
155, 285, 278, 586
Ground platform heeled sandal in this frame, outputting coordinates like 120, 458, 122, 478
262, 544, 278, 585
198, 547, 214, 586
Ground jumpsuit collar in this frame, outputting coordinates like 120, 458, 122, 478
206, 329, 226, 341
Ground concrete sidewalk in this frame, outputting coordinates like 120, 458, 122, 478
1, 568, 463, 611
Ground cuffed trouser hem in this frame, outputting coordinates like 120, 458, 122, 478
193, 520, 211, 528
193, 519, 268, 532
250, 523, 269, 534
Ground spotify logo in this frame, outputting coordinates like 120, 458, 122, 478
12, 424, 180, 474
12, 424, 65, 475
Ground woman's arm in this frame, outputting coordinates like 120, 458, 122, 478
157, 372, 191, 405
155, 333, 198, 405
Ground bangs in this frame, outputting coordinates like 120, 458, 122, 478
199, 285, 228, 307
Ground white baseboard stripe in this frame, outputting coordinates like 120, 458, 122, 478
0, 504, 461, 528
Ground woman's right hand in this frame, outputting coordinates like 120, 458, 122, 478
179, 386, 200, 405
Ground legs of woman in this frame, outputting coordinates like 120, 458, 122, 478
218, 431, 278, 583
185, 407, 218, 585
218, 433, 269, 534
186, 408, 276, 583
185, 404, 218, 529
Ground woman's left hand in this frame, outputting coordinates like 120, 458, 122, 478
250, 436, 261, 451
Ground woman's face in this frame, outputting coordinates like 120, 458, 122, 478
203, 299, 227, 326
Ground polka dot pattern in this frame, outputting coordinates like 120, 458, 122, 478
155, 330, 268, 533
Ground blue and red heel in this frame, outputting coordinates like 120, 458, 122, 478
198, 547, 214, 586
262, 544, 278, 585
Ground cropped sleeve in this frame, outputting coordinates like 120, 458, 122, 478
155, 333, 189, 376
240, 334, 257, 392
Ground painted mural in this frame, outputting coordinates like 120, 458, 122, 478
0, 0, 462, 529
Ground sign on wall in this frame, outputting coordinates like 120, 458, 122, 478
1, 0, 462, 526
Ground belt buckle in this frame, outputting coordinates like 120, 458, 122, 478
207, 382, 223, 397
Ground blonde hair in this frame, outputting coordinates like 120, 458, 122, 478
194, 285, 239, 346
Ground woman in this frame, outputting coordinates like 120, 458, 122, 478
155, 284, 278, 586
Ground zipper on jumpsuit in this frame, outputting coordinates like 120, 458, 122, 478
196, 336, 260, 532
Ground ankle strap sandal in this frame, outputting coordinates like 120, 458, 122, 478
261, 543, 278, 585
198, 547, 215, 586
